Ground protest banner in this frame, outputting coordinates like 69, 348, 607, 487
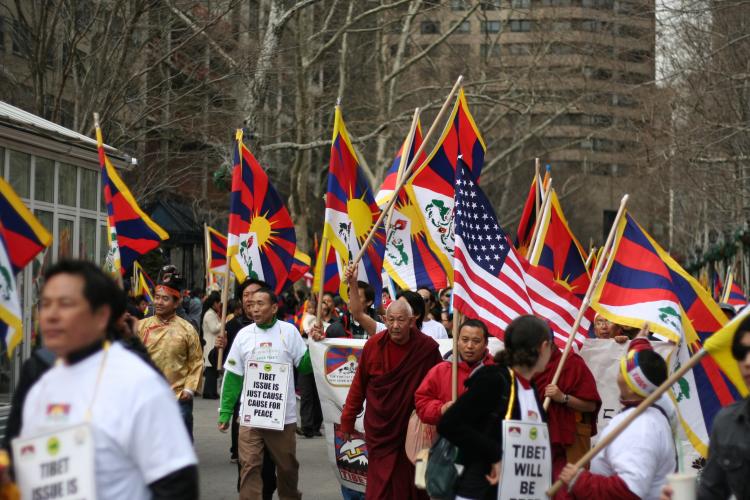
498, 421, 552, 500
239, 360, 291, 431
13, 424, 96, 500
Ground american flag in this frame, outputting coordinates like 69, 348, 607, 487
452, 158, 590, 349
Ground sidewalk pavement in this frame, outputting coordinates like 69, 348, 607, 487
193, 396, 342, 499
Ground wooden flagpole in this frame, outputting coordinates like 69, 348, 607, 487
721, 265, 733, 303
93, 112, 123, 289
451, 310, 462, 401
542, 194, 629, 411
584, 247, 596, 270
384, 108, 420, 234
526, 181, 553, 261
350, 75, 464, 269
315, 236, 329, 327
547, 346, 709, 496
534, 158, 541, 215
204, 223, 211, 289
217, 132, 244, 371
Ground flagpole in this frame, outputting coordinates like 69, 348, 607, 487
721, 265, 733, 303
204, 223, 211, 289
350, 75, 464, 269
534, 158, 541, 215
542, 194, 629, 411
583, 247, 596, 270
384, 108, 420, 234
547, 346, 708, 496
315, 237, 328, 327
451, 310, 462, 401
526, 181, 553, 261
94, 112, 124, 289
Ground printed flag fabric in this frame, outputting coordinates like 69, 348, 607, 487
133, 261, 154, 303
206, 225, 228, 274
374, 122, 426, 209
227, 130, 297, 293
515, 174, 540, 257
721, 272, 748, 310
381, 122, 448, 291
703, 308, 750, 398
96, 127, 168, 275
0, 227, 23, 357
281, 249, 312, 292
712, 270, 723, 302
322, 107, 385, 305
312, 239, 342, 295
451, 157, 590, 350
528, 189, 590, 298
405, 88, 486, 283
0, 177, 52, 274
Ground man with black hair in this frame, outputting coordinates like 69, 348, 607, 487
218, 288, 312, 500
560, 326, 676, 499
138, 274, 204, 440
18, 260, 198, 499
326, 281, 377, 339
215, 277, 278, 499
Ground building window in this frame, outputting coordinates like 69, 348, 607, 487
481, 0, 502, 10
12, 19, 29, 57
58, 217, 74, 259
512, 0, 531, 7
80, 217, 97, 262
100, 224, 109, 264
480, 43, 501, 58
509, 19, 532, 32
481, 20, 502, 33
451, 0, 470, 9
542, 0, 572, 6
80, 168, 98, 211
9, 149, 30, 198
421, 20, 441, 34
58, 163, 78, 207
35, 157, 55, 203
453, 20, 471, 33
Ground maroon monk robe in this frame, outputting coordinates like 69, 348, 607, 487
341, 327, 442, 500
534, 345, 601, 499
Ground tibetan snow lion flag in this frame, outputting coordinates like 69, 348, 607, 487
322, 106, 385, 305
227, 130, 297, 294
379, 121, 448, 291
0, 177, 52, 274
206, 225, 228, 274
405, 88, 486, 283
96, 125, 168, 275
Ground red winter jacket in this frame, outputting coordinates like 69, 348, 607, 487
414, 352, 494, 425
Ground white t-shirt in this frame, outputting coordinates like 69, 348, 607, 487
224, 320, 307, 425
421, 319, 449, 340
21, 343, 197, 500
590, 402, 676, 500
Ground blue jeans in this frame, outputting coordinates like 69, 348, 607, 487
178, 397, 194, 441
341, 485, 365, 500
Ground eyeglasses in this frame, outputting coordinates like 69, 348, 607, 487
731, 343, 750, 361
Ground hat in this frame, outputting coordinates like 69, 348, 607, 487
156, 272, 183, 299
619, 345, 667, 398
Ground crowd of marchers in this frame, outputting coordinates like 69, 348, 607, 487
1, 259, 748, 500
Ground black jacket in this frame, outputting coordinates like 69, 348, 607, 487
698, 398, 750, 500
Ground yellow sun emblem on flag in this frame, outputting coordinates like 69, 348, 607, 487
554, 272, 575, 292
249, 214, 273, 248
347, 197, 374, 241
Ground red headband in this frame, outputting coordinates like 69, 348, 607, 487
155, 284, 181, 299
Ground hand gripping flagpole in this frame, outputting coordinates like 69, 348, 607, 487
349, 75, 465, 270
547, 343, 708, 497
542, 194, 629, 411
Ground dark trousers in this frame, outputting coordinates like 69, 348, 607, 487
298, 372, 323, 434
178, 398, 194, 441
203, 366, 219, 398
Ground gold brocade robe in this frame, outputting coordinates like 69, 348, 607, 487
138, 315, 204, 397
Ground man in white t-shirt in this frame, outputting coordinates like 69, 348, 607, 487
18, 260, 198, 500
218, 288, 311, 500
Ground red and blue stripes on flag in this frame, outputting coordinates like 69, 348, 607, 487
375, 121, 427, 208
227, 131, 297, 293
312, 239, 342, 295
96, 127, 168, 275
0, 177, 52, 274
206, 225, 228, 273
323, 106, 385, 305
727, 281, 747, 308
529, 189, 590, 299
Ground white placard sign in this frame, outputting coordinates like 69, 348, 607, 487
498, 420, 552, 500
240, 360, 290, 430
12, 423, 96, 500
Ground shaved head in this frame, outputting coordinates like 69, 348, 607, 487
387, 299, 413, 317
